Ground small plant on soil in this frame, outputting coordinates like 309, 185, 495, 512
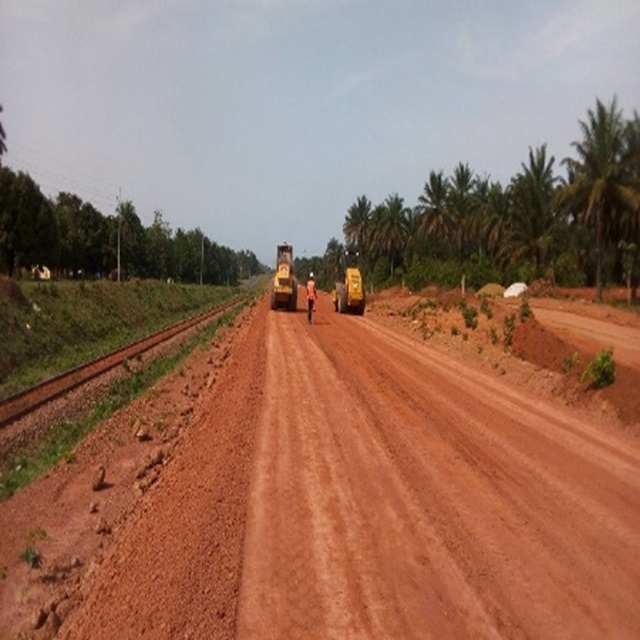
480, 297, 493, 319
488, 326, 499, 345
562, 352, 579, 373
20, 527, 47, 569
451, 325, 460, 336
503, 314, 516, 347
459, 301, 478, 330
580, 348, 616, 388
519, 297, 532, 322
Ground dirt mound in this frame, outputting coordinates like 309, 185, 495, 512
476, 283, 505, 297
511, 316, 583, 373
0, 275, 29, 309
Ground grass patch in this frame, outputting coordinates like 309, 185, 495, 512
0, 280, 241, 401
0, 305, 246, 502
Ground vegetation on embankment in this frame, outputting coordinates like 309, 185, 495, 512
0, 277, 243, 400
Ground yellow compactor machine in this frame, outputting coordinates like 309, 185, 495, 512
332, 250, 365, 315
270, 243, 298, 311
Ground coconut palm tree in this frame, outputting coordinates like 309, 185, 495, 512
343, 195, 371, 254
559, 96, 639, 300
379, 193, 410, 276
448, 162, 476, 256
322, 237, 344, 286
482, 182, 512, 266
507, 144, 561, 278
416, 170, 452, 254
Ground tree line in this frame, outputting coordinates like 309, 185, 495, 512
0, 175, 263, 286
308, 97, 639, 302
0, 104, 262, 285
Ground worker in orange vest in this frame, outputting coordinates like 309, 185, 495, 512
306, 272, 318, 324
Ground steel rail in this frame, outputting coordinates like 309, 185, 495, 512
0, 295, 247, 429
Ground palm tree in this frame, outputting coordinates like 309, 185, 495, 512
416, 170, 452, 253
379, 193, 410, 276
507, 144, 561, 278
448, 162, 476, 256
343, 195, 371, 254
559, 96, 639, 300
322, 237, 344, 285
482, 182, 512, 266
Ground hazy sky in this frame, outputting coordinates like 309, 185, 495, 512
2, 1, 639, 264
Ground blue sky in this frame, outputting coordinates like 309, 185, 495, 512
2, 0, 639, 264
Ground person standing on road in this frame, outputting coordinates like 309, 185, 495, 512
306, 272, 318, 324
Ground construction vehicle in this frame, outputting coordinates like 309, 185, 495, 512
332, 250, 365, 315
270, 243, 298, 311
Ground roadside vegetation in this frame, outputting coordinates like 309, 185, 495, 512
0, 305, 242, 501
295, 96, 639, 305
0, 278, 244, 400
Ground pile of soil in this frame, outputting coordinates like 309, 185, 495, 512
476, 283, 505, 297
366, 286, 640, 430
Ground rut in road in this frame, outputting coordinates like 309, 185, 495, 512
236, 298, 640, 639
55, 296, 640, 639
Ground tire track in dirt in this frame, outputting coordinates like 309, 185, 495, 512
238, 306, 498, 638
237, 296, 640, 639
532, 307, 640, 370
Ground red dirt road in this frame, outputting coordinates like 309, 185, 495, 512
2, 292, 639, 638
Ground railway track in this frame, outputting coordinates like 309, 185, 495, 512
0, 295, 247, 429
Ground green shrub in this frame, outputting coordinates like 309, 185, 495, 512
519, 298, 531, 323
19, 527, 46, 568
459, 301, 478, 329
503, 314, 516, 347
580, 349, 615, 388
561, 352, 579, 373
480, 297, 493, 319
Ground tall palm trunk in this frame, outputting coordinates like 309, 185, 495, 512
595, 207, 603, 301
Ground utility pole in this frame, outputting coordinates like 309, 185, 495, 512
117, 188, 121, 283
200, 232, 204, 286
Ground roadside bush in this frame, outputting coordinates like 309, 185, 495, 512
480, 297, 493, 319
463, 253, 501, 290
580, 348, 615, 388
503, 314, 516, 347
554, 253, 587, 287
459, 301, 478, 329
519, 298, 532, 322
562, 352, 579, 373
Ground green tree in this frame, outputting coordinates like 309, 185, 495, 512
448, 162, 476, 256
416, 170, 452, 257
343, 195, 371, 254
378, 193, 410, 276
53, 192, 107, 277
506, 145, 562, 278
322, 237, 344, 288
559, 96, 639, 300
145, 210, 173, 279
114, 200, 146, 279
0, 167, 57, 276
172, 227, 200, 283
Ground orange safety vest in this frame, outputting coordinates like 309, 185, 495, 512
306, 279, 317, 300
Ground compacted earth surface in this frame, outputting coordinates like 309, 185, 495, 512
0, 286, 639, 639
